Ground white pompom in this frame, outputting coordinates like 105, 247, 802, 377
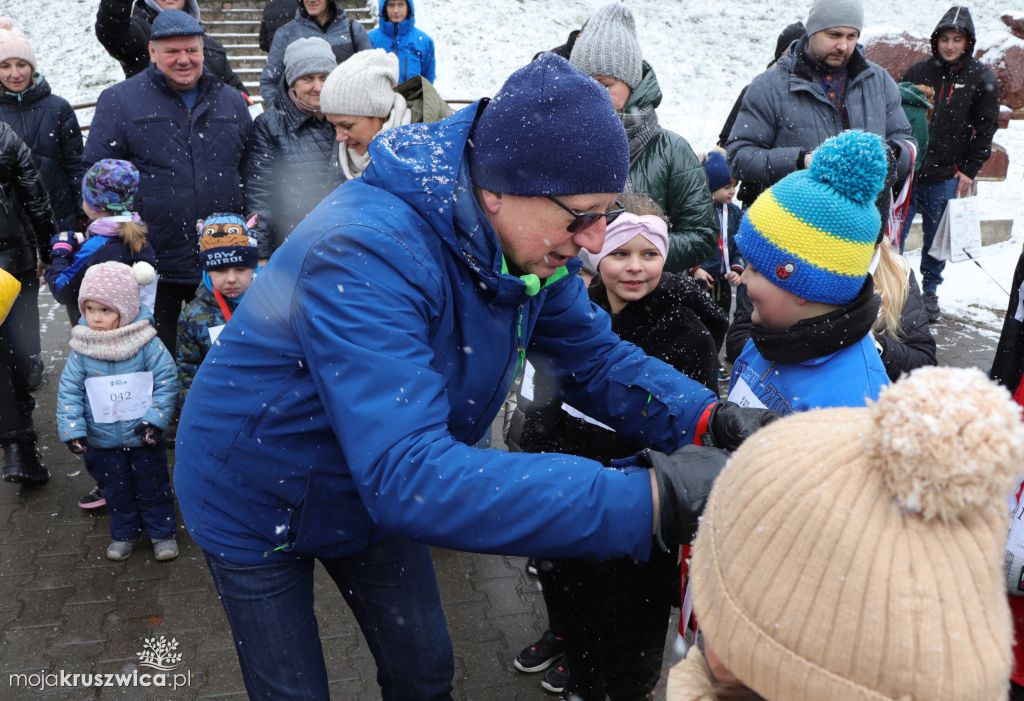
133, 261, 156, 286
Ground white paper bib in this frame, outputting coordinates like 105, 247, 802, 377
84, 371, 154, 424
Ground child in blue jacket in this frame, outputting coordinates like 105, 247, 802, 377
695, 151, 744, 318
56, 261, 179, 562
45, 159, 157, 323
728, 130, 891, 416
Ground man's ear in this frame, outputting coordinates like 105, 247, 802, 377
478, 189, 502, 215
795, 296, 809, 306
148, 41, 157, 63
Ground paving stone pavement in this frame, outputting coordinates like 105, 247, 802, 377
0, 289, 1001, 700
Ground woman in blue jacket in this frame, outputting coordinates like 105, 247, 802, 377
174, 55, 771, 700
368, 0, 436, 83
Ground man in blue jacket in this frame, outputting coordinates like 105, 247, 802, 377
174, 54, 773, 700
83, 10, 252, 355
369, 0, 436, 83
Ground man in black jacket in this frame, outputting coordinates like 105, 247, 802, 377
95, 0, 246, 94
899, 6, 1000, 322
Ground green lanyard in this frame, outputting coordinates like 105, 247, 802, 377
501, 257, 570, 379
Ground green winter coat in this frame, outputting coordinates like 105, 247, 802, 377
395, 75, 453, 125
623, 64, 717, 272
898, 81, 932, 174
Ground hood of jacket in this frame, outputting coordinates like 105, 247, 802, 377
377, 0, 416, 38
623, 61, 663, 113
360, 100, 557, 305
296, 0, 339, 25
931, 5, 976, 57
898, 80, 933, 109
140, 0, 201, 23
0, 72, 49, 106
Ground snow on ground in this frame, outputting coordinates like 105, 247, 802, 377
2, 0, 1021, 330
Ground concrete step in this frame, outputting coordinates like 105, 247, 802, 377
227, 55, 268, 70
204, 19, 261, 33
208, 32, 261, 45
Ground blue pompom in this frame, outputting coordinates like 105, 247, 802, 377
809, 131, 888, 205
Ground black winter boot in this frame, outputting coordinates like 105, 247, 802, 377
2, 440, 49, 485
26, 353, 45, 392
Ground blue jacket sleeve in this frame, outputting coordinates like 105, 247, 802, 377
528, 275, 719, 450
142, 337, 180, 430
56, 351, 88, 442
291, 226, 655, 560
422, 35, 436, 83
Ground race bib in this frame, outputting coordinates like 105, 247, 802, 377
727, 377, 768, 409
84, 372, 153, 424
208, 324, 225, 344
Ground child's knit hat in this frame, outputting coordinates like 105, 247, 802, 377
569, 3, 643, 90
702, 151, 734, 193
78, 261, 152, 322
735, 130, 886, 305
82, 159, 139, 215
589, 212, 668, 271
0, 18, 35, 69
199, 213, 257, 271
689, 366, 1021, 701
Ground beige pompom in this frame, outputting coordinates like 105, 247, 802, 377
870, 366, 1024, 521
0, 17, 15, 31
132, 261, 156, 286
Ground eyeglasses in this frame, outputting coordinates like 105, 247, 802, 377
546, 196, 625, 233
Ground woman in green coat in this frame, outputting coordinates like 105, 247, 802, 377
569, 4, 717, 273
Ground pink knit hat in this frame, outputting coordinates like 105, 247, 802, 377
0, 18, 36, 68
78, 262, 141, 323
589, 212, 669, 271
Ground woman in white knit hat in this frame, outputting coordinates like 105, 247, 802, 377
320, 48, 412, 180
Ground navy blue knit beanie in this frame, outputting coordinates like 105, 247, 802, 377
469, 54, 628, 196
150, 9, 204, 40
703, 151, 735, 193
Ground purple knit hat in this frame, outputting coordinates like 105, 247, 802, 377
82, 159, 139, 215
78, 261, 140, 323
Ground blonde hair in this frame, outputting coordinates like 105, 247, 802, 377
618, 192, 667, 222
118, 219, 148, 254
871, 243, 910, 340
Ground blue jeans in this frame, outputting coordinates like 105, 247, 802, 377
203, 537, 454, 701
899, 177, 958, 295
88, 444, 175, 541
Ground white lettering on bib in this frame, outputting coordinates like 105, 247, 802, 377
84, 372, 154, 424
727, 377, 768, 409
208, 324, 225, 344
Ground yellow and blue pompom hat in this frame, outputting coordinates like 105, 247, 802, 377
735, 130, 887, 305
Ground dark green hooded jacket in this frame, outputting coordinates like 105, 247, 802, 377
622, 64, 717, 272
898, 81, 933, 173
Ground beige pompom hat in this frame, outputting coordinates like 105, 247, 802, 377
689, 366, 1023, 701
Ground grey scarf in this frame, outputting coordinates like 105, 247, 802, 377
620, 105, 662, 165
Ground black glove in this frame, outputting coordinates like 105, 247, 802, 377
65, 438, 89, 455
135, 423, 163, 447
703, 401, 777, 452
640, 446, 729, 552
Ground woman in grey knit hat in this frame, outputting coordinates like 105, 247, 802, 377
569, 2, 718, 275
244, 37, 342, 261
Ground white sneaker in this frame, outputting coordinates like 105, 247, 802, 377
152, 538, 179, 562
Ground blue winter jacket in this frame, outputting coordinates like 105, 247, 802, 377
56, 309, 179, 448
369, 0, 436, 84
173, 103, 719, 565
728, 335, 889, 416
83, 66, 252, 284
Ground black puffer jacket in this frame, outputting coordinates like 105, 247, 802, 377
902, 6, 1000, 183
95, 0, 245, 92
511, 273, 727, 462
0, 76, 84, 231
0, 122, 56, 274
725, 268, 936, 380
244, 90, 342, 257
260, 0, 296, 52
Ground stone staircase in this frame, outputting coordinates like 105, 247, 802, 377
199, 0, 377, 100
